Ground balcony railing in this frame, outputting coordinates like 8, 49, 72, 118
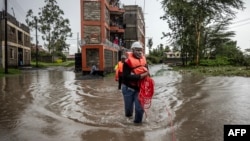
104, 39, 120, 49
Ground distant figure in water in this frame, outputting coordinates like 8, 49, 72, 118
90, 64, 98, 75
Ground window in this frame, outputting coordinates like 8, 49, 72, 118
10, 26, 16, 35
10, 48, 14, 59
18, 31, 23, 44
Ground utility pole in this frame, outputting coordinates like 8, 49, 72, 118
143, 0, 145, 13
77, 32, 80, 53
35, 17, 38, 67
11, 7, 15, 18
4, 0, 8, 74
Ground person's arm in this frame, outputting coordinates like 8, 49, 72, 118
140, 71, 149, 79
122, 62, 140, 82
123, 62, 149, 80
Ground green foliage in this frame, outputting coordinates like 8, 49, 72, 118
213, 41, 246, 66
200, 57, 230, 66
146, 55, 161, 64
160, 0, 245, 66
243, 53, 250, 67
147, 38, 153, 52
54, 51, 67, 62
26, 0, 72, 54
147, 42, 173, 64
38, 51, 51, 57
30, 60, 75, 68
0, 68, 21, 77
146, 59, 153, 65
55, 59, 63, 63
31, 48, 52, 61
173, 66, 250, 77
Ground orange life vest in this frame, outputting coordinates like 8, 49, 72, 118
126, 52, 155, 110
125, 52, 148, 74
115, 61, 124, 81
117, 61, 123, 73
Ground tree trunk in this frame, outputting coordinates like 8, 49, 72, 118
195, 21, 201, 66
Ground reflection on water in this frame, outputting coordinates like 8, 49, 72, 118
0, 66, 250, 141
174, 75, 250, 141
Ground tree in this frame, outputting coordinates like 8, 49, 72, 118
245, 48, 250, 52
202, 18, 236, 59
26, 0, 72, 60
147, 38, 153, 53
164, 45, 170, 52
160, 0, 245, 66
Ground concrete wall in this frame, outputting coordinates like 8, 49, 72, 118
0, 11, 31, 68
83, 1, 101, 20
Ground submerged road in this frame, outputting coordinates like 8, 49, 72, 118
0, 65, 250, 141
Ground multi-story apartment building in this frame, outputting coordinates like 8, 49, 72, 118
0, 11, 31, 68
123, 5, 145, 53
80, 0, 145, 75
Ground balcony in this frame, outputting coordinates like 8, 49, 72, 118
108, 0, 125, 14
110, 26, 124, 33
110, 15, 124, 33
109, 6, 125, 14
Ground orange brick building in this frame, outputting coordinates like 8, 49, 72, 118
80, 0, 145, 75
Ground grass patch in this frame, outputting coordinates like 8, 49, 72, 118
172, 66, 250, 77
0, 61, 75, 77
31, 61, 75, 68
105, 72, 115, 78
0, 68, 21, 77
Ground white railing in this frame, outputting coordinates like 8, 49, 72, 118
104, 39, 120, 49
80, 38, 121, 49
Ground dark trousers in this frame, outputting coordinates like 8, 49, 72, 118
121, 84, 144, 123
118, 76, 123, 90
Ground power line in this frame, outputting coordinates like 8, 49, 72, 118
9, 0, 27, 22
230, 21, 250, 29
233, 18, 250, 24
230, 17, 250, 28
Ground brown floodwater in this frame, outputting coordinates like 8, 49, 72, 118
0, 65, 250, 141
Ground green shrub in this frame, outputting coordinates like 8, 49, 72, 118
147, 59, 153, 65
200, 57, 230, 66
55, 59, 63, 63
146, 55, 160, 64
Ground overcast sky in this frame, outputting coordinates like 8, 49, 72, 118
1, 0, 250, 54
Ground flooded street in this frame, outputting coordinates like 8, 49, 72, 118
0, 65, 250, 141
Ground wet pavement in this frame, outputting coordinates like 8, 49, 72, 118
0, 65, 250, 141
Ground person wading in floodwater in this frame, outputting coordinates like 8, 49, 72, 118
121, 41, 149, 124
115, 55, 127, 90
90, 63, 98, 75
